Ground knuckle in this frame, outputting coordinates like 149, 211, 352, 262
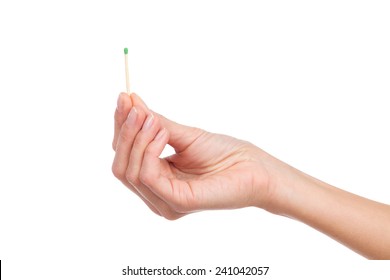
118, 127, 132, 143
161, 211, 181, 221
133, 134, 144, 147
138, 170, 149, 186
153, 115, 161, 127
125, 169, 138, 185
114, 111, 121, 126
111, 163, 124, 179
112, 140, 117, 151
144, 143, 155, 155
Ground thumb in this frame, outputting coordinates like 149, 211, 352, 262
130, 93, 149, 111
156, 113, 205, 153
131, 93, 205, 152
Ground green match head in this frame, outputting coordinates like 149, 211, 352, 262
124, 48, 128, 55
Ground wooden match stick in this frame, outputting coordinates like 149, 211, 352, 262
124, 48, 130, 95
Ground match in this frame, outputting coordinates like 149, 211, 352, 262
124, 47, 130, 95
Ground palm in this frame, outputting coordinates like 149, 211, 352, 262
158, 131, 266, 210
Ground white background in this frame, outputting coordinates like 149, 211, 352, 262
1, 0, 390, 279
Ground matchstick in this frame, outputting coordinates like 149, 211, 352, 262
124, 48, 130, 95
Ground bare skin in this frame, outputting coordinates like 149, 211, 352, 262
112, 92, 390, 259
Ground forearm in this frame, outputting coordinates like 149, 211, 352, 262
264, 158, 390, 259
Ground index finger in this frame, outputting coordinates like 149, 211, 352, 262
112, 92, 150, 151
113, 93, 132, 150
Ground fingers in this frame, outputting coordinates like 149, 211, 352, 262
140, 128, 169, 179
113, 93, 132, 150
157, 114, 205, 153
140, 127, 200, 214
112, 105, 163, 215
112, 96, 186, 219
130, 93, 148, 110
112, 92, 149, 151
112, 106, 146, 183
114, 92, 198, 153
124, 112, 182, 218
126, 113, 160, 183
139, 128, 179, 203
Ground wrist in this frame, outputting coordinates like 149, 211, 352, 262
261, 156, 330, 221
253, 150, 310, 216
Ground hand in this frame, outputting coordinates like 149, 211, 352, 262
111, 93, 390, 258
112, 93, 275, 219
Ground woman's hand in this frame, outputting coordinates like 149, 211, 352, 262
111, 92, 390, 259
112, 93, 275, 219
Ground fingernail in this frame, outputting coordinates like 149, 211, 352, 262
126, 107, 138, 125
117, 94, 124, 113
143, 114, 154, 130
155, 128, 166, 141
